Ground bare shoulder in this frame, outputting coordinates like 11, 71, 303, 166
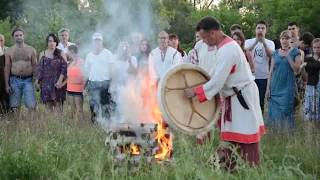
6, 46, 15, 55
25, 44, 36, 53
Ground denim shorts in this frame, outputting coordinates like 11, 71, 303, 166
67, 91, 83, 97
9, 75, 36, 108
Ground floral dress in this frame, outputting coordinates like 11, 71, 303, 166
37, 52, 67, 103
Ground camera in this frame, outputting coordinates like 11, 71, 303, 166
123, 46, 130, 56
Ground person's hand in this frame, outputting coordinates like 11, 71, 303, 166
300, 62, 307, 69
265, 89, 270, 101
184, 88, 196, 99
35, 83, 40, 92
55, 81, 63, 89
5, 85, 11, 94
261, 36, 266, 45
256, 32, 263, 41
83, 88, 87, 96
127, 55, 132, 62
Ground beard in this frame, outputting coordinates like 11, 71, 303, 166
16, 39, 24, 44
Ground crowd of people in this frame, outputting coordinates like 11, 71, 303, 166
0, 20, 319, 126
0, 16, 319, 169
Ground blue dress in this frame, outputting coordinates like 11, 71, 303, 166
267, 48, 300, 130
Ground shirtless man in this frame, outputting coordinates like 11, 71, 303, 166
4, 28, 37, 113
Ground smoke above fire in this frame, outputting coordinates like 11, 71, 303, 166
19, 0, 171, 129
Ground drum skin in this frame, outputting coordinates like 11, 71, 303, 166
157, 64, 220, 135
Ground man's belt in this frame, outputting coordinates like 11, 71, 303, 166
11, 74, 33, 79
232, 87, 249, 110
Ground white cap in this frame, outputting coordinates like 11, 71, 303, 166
92, 33, 103, 40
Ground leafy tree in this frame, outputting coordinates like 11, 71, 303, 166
0, 0, 25, 23
0, 17, 14, 47
162, 0, 196, 44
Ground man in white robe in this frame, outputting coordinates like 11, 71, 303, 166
148, 31, 182, 86
185, 17, 265, 168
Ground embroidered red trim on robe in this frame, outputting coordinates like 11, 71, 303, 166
195, 86, 207, 102
221, 126, 266, 144
230, 65, 236, 74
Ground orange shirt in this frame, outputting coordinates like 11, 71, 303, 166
67, 58, 84, 92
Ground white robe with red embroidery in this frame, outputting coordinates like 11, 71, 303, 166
191, 40, 217, 74
148, 46, 182, 86
195, 37, 265, 144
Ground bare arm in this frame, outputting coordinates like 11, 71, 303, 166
263, 43, 273, 58
246, 39, 258, 51
58, 52, 67, 83
266, 58, 275, 97
31, 48, 37, 77
35, 51, 44, 85
246, 51, 255, 73
288, 54, 301, 73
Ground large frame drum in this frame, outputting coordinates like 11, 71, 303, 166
158, 64, 220, 135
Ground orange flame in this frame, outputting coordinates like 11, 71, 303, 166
131, 144, 140, 155
139, 73, 172, 160
125, 69, 172, 159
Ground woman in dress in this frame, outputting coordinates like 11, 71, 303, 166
168, 34, 187, 63
232, 31, 255, 73
36, 34, 67, 112
266, 30, 301, 130
301, 38, 320, 122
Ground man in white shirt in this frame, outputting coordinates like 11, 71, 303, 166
84, 33, 114, 124
57, 28, 75, 64
245, 20, 275, 114
148, 31, 182, 86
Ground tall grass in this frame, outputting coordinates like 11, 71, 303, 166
0, 104, 319, 180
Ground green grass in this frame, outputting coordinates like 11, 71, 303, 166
0, 103, 319, 180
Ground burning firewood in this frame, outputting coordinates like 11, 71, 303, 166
113, 137, 158, 148
108, 123, 158, 133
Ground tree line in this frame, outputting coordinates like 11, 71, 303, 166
0, 0, 319, 54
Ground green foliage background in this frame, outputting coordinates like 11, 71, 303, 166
0, 0, 319, 54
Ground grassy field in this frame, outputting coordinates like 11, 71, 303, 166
0, 103, 319, 180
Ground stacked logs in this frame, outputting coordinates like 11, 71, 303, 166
105, 122, 172, 165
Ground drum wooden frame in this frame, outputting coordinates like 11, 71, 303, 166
158, 64, 220, 135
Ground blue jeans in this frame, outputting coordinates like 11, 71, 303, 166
255, 79, 267, 113
9, 75, 36, 108
88, 80, 114, 123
